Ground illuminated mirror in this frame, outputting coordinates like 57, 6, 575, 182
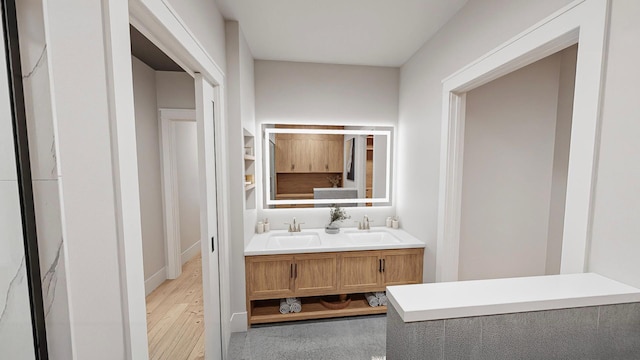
263, 125, 392, 208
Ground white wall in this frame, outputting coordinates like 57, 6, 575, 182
373, 135, 388, 199
459, 53, 561, 281
588, 0, 640, 288
165, 0, 227, 73
255, 60, 399, 126
225, 21, 256, 332
132, 57, 165, 282
174, 121, 201, 261
397, 0, 575, 283
45, 2, 129, 357
132, 57, 197, 293
254, 60, 400, 228
546, 45, 577, 275
156, 71, 196, 108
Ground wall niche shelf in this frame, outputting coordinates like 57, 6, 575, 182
243, 128, 256, 210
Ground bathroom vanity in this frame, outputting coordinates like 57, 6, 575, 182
244, 227, 425, 325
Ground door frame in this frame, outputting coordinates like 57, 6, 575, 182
436, 0, 610, 282
195, 74, 224, 359
102, 0, 232, 358
158, 108, 196, 280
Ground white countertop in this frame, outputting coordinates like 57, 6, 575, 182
387, 273, 640, 322
244, 226, 425, 256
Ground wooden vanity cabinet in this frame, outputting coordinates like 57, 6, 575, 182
245, 255, 295, 299
381, 249, 424, 286
338, 251, 382, 293
245, 253, 338, 300
293, 253, 338, 296
246, 248, 423, 326
338, 248, 424, 291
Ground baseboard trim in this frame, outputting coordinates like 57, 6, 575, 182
230, 312, 248, 333
145, 267, 167, 296
181, 240, 201, 265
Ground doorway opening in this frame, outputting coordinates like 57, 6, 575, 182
130, 25, 220, 359
436, 0, 609, 282
458, 45, 577, 280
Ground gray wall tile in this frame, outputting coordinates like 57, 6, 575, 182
444, 317, 481, 360
480, 307, 599, 360
387, 304, 444, 360
597, 302, 640, 359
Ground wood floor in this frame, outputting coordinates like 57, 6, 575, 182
146, 254, 204, 360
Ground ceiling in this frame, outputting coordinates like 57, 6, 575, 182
130, 25, 184, 72
215, 0, 468, 67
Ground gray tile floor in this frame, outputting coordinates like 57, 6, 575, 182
227, 315, 387, 360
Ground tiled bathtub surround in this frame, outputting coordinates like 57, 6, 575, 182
386, 302, 640, 359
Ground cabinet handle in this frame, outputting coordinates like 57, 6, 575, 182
379, 259, 382, 273
290, 263, 294, 278
325, 164, 328, 170
291, 164, 295, 170
309, 164, 311, 171
382, 259, 385, 272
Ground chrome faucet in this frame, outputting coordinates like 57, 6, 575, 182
363, 215, 372, 230
286, 217, 303, 232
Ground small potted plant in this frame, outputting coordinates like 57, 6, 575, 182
327, 174, 342, 188
326, 204, 350, 234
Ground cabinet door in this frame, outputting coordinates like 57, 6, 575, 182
275, 138, 293, 173
382, 249, 424, 286
338, 251, 382, 293
246, 255, 294, 300
309, 139, 327, 172
293, 253, 337, 296
326, 140, 344, 172
290, 138, 311, 172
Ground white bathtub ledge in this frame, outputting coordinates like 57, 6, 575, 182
387, 273, 640, 322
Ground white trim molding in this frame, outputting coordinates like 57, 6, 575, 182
158, 108, 196, 279
229, 312, 248, 333
436, 0, 610, 282
144, 267, 167, 296
181, 240, 201, 265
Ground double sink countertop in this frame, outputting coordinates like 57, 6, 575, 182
244, 226, 426, 256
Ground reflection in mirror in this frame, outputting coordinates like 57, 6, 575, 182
264, 125, 392, 208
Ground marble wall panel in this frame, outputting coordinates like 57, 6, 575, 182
0, 180, 36, 360
16, 0, 73, 358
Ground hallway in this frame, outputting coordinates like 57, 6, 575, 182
146, 255, 204, 360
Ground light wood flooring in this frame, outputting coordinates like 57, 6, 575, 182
146, 254, 204, 360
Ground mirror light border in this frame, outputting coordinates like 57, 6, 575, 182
263, 126, 392, 207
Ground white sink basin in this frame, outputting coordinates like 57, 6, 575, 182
344, 230, 401, 244
265, 232, 322, 249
